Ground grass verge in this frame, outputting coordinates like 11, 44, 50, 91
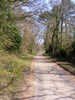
0, 51, 34, 100
44, 53, 75, 75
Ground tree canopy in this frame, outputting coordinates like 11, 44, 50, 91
40, 0, 75, 62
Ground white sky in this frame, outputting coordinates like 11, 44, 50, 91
71, 0, 75, 3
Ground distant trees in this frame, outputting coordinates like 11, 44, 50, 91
20, 22, 37, 54
40, 0, 75, 62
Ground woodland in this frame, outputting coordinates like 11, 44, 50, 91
0, 0, 75, 99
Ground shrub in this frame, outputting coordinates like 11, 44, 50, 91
0, 24, 22, 52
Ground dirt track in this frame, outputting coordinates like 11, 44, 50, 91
14, 55, 75, 100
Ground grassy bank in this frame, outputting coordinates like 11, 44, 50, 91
0, 51, 34, 100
